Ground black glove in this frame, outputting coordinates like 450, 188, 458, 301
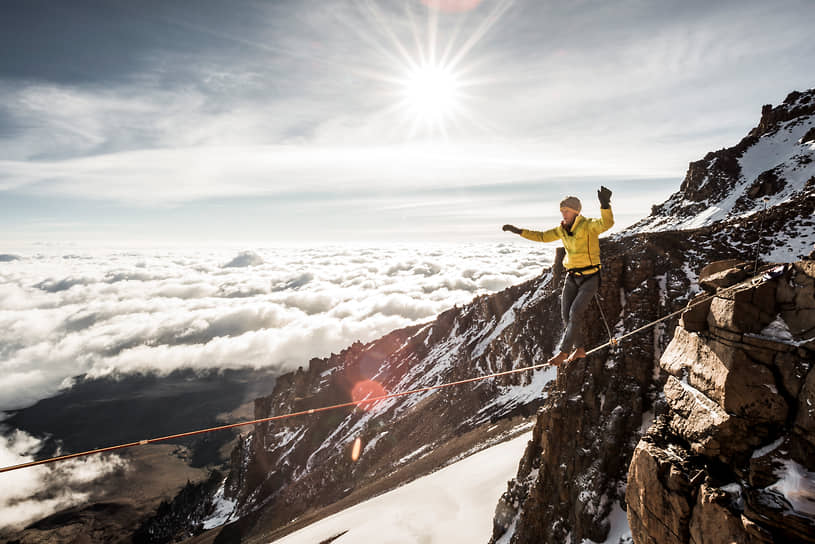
502, 224, 522, 235
598, 186, 612, 209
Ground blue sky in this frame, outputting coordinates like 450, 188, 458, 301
1, 0, 813, 244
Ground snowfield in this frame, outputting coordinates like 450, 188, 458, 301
272, 432, 531, 544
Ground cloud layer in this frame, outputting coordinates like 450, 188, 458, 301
0, 428, 126, 530
0, 242, 553, 412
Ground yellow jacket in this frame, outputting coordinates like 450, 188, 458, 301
521, 207, 614, 270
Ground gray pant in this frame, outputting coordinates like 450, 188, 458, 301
557, 272, 600, 353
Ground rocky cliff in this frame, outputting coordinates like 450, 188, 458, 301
630, 89, 815, 239
489, 88, 814, 544
626, 260, 815, 543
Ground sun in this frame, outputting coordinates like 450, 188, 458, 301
341, 0, 513, 140
400, 63, 460, 126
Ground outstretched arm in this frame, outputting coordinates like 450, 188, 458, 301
520, 227, 560, 243
503, 224, 559, 242
503, 224, 560, 243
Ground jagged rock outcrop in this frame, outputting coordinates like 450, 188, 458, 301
487, 234, 703, 544
627, 260, 815, 544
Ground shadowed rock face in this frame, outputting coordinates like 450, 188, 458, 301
627, 261, 815, 544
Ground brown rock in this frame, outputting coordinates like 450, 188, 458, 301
700, 267, 749, 291
663, 376, 752, 459
774, 350, 811, 399
743, 485, 815, 543
680, 294, 712, 332
795, 365, 815, 447
748, 439, 785, 488
689, 483, 756, 544
699, 260, 747, 290
795, 260, 815, 281
783, 308, 815, 339
660, 328, 788, 425
777, 262, 815, 337
744, 438, 815, 542
740, 336, 787, 367
707, 281, 776, 335
660, 326, 701, 377
627, 440, 693, 544
740, 514, 775, 542
741, 333, 795, 354
709, 325, 742, 343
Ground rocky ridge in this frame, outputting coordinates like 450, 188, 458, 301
631, 89, 815, 236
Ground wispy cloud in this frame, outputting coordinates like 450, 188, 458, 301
0, 0, 812, 242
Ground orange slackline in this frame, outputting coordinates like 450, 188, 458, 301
0, 268, 774, 474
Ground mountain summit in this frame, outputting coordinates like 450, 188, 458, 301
631, 89, 814, 240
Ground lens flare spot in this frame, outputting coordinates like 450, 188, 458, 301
422, 0, 482, 12
351, 380, 388, 412
351, 437, 362, 462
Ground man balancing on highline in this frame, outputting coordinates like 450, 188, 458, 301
502, 186, 613, 366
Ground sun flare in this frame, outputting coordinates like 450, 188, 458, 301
401, 63, 460, 124
344, 0, 513, 140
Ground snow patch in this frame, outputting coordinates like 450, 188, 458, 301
769, 458, 815, 516
474, 365, 557, 423
398, 444, 432, 465
495, 514, 519, 544
202, 480, 237, 530
472, 291, 530, 358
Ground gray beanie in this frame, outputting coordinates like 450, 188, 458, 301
559, 196, 582, 213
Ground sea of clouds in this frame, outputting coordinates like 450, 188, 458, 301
0, 242, 553, 412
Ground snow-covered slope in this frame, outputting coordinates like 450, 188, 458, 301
273, 430, 532, 544
630, 89, 815, 235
